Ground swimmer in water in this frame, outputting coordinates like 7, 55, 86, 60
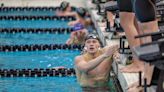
74, 34, 118, 92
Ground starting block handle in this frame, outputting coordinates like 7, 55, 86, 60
135, 31, 164, 39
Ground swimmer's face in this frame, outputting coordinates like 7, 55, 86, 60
85, 39, 100, 54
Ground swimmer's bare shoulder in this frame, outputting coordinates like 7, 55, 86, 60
74, 55, 84, 64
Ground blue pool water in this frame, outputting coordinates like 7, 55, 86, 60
0, 77, 82, 92
0, 11, 55, 16
0, 20, 70, 28
0, 9, 117, 92
0, 9, 84, 92
0, 50, 80, 69
0, 33, 70, 45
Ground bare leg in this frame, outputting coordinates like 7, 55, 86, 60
134, 17, 144, 44
138, 20, 158, 84
124, 0, 158, 91
119, 12, 144, 73
107, 11, 115, 28
127, 20, 158, 91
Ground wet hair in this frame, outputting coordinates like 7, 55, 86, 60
76, 7, 87, 17
84, 34, 103, 48
60, 1, 70, 11
85, 34, 100, 42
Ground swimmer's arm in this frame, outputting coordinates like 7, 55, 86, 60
84, 18, 92, 26
56, 11, 77, 17
64, 12, 77, 17
68, 19, 80, 26
102, 44, 119, 53
74, 55, 108, 73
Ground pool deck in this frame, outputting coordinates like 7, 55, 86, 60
85, 0, 156, 92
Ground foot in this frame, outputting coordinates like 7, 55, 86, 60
127, 81, 144, 92
128, 86, 143, 92
120, 62, 144, 73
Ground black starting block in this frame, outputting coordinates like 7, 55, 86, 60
106, 20, 124, 39
97, 4, 106, 16
119, 36, 132, 54
133, 31, 164, 70
92, 0, 107, 16
92, 0, 107, 4
106, 19, 123, 32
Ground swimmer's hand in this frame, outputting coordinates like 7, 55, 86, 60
68, 18, 80, 26
104, 45, 119, 56
68, 21, 77, 26
56, 10, 62, 16
113, 51, 120, 62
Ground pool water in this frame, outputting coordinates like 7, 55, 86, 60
0, 33, 70, 45
0, 76, 117, 92
0, 20, 70, 28
0, 77, 82, 92
0, 50, 80, 69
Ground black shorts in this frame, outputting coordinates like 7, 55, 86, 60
105, 1, 118, 12
117, 0, 133, 12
